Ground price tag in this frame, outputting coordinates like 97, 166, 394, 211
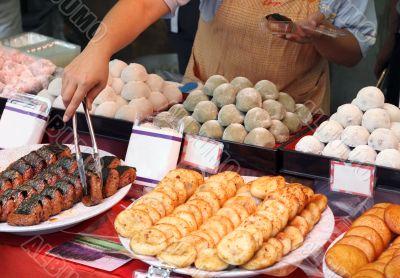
180, 134, 224, 174
330, 161, 375, 197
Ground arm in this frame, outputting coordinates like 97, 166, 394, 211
62, 0, 170, 122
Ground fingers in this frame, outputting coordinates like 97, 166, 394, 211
63, 85, 88, 122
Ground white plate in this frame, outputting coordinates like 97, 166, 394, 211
0, 144, 131, 235
322, 233, 346, 278
119, 177, 335, 278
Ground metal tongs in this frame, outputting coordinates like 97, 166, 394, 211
264, 13, 347, 38
72, 98, 103, 196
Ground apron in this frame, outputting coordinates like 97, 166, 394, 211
184, 0, 330, 113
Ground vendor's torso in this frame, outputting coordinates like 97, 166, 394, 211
185, 0, 329, 112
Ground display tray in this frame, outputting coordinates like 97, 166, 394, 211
280, 129, 400, 192
0, 144, 132, 236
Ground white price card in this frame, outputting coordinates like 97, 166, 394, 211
181, 135, 224, 174
330, 161, 375, 197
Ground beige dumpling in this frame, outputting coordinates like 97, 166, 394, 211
335, 104, 363, 128
295, 135, 325, 155
244, 128, 276, 148
278, 92, 296, 113
111, 78, 124, 95
162, 84, 183, 105
295, 104, 313, 126
263, 99, 286, 120
169, 104, 189, 120
236, 88, 262, 112
178, 116, 200, 134
375, 149, 400, 169
192, 101, 218, 123
383, 103, 400, 122
230, 76, 253, 92
212, 83, 237, 108
341, 126, 370, 147
283, 112, 302, 134
146, 74, 164, 92
115, 105, 141, 122
153, 111, 176, 128
368, 128, 399, 151
183, 90, 209, 112
129, 97, 154, 119
115, 96, 128, 107
348, 145, 377, 164
148, 91, 169, 112
199, 120, 224, 139
269, 120, 290, 143
121, 63, 148, 82
244, 107, 272, 131
255, 80, 279, 101
314, 120, 343, 143
94, 86, 117, 105
352, 86, 385, 111
203, 75, 228, 96
218, 104, 244, 126
322, 140, 350, 160
121, 81, 151, 100
362, 108, 391, 132
47, 77, 62, 96
94, 101, 119, 118
391, 122, 400, 141
109, 59, 128, 77
222, 124, 248, 143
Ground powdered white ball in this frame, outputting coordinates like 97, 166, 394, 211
94, 101, 119, 118
348, 145, 377, 164
121, 63, 148, 82
255, 80, 279, 101
115, 96, 128, 108
383, 103, 400, 122
121, 81, 151, 100
47, 77, 62, 96
362, 108, 391, 132
314, 120, 343, 143
231, 76, 253, 92
115, 105, 141, 122
375, 149, 400, 169
93, 86, 117, 105
295, 135, 325, 155
236, 88, 262, 112
278, 92, 296, 112
322, 140, 350, 160
162, 84, 183, 105
146, 73, 164, 92
352, 86, 385, 111
341, 126, 370, 148
129, 97, 154, 119
335, 104, 363, 128
148, 91, 169, 112
368, 128, 399, 151
111, 78, 124, 95
109, 59, 128, 77
203, 75, 228, 96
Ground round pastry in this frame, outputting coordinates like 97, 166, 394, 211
115, 105, 141, 122
341, 126, 370, 147
218, 104, 244, 126
47, 77, 62, 96
278, 92, 295, 112
121, 81, 151, 100
244, 107, 272, 131
368, 128, 399, 151
385, 256, 400, 278
330, 113, 338, 122
231, 76, 253, 92
314, 120, 343, 143
295, 104, 313, 126
254, 80, 279, 101
384, 204, 400, 234
109, 59, 128, 77
348, 145, 377, 164
375, 149, 400, 169
162, 84, 183, 105
212, 83, 237, 108
322, 140, 350, 160
283, 112, 302, 134
129, 97, 154, 119
195, 248, 229, 271
335, 104, 363, 128
362, 108, 391, 132
146, 73, 164, 92
222, 124, 248, 143
121, 63, 148, 82
183, 90, 209, 112
111, 77, 124, 95
93, 86, 117, 105
169, 104, 189, 120
94, 101, 119, 118
383, 103, 400, 122
325, 244, 369, 277
178, 116, 201, 135
192, 101, 218, 123
295, 135, 325, 155
263, 99, 286, 121
153, 112, 176, 128
391, 122, 400, 141
269, 120, 290, 143
199, 120, 224, 139
203, 75, 228, 96
244, 128, 276, 148
236, 88, 262, 112
148, 91, 169, 112
352, 86, 385, 111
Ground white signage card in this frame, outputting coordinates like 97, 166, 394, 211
181, 135, 224, 174
330, 161, 375, 198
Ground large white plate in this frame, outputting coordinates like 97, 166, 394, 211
119, 177, 335, 278
0, 144, 131, 236
322, 233, 346, 278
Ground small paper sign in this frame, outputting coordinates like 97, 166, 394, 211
330, 161, 375, 197
181, 135, 224, 174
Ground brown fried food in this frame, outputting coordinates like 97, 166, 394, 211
186, 199, 213, 223
249, 176, 286, 199
241, 242, 278, 270
284, 226, 304, 251
241, 215, 272, 241
345, 226, 385, 257
223, 196, 257, 215
217, 230, 256, 265
173, 204, 203, 227
189, 191, 220, 214
158, 241, 197, 268
352, 269, 384, 278
216, 207, 241, 228
290, 216, 309, 237
267, 238, 284, 262
195, 248, 229, 271
352, 215, 392, 247
338, 236, 376, 262
384, 204, 400, 234
384, 255, 400, 278
197, 182, 228, 206
374, 203, 391, 209
310, 194, 328, 212
364, 207, 385, 221
276, 232, 292, 256
153, 223, 182, 244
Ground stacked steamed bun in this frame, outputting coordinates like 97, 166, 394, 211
296, 86, 400, 169
151, 74, 313, 148
42, 59, 183, 121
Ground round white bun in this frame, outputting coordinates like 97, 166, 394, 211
341, 126, 370, 148
121, 63, 148, 83
348, 145, 377, 164
352, 86, 385, 111
335, 103, 363, 128
109, 59, 128, 78
94, 101, 119, 118
314, 120, 343, 143
368, 128, 399, 151
295, 135, 325, 155
375, 149, 400, 169
383, 103, 400, 122
121, 81, 151, 100
362, 108, 391, 132
93, 86, 117, 105
322, 140, 350, 160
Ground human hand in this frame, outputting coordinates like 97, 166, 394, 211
374, 38, 395, 78
61, 46, 110, 122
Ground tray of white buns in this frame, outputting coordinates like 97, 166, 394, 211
115, 169, 334, 277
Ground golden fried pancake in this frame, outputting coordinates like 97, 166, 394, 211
249, 176, 286, 199
385, 204, 400, 234
346, 226, 385, 256
374, 203, 391, 209
158, 241, 197, 268
352, 215, 392, 247
352, 269, 384, 278
310, 194, 328, 212
364, 207, 385, 221
338, 236, 376, 262
217, 230, 257, 265
195, 248, 229, 271
241, 242, 278, 270
384, 255, 400, 278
